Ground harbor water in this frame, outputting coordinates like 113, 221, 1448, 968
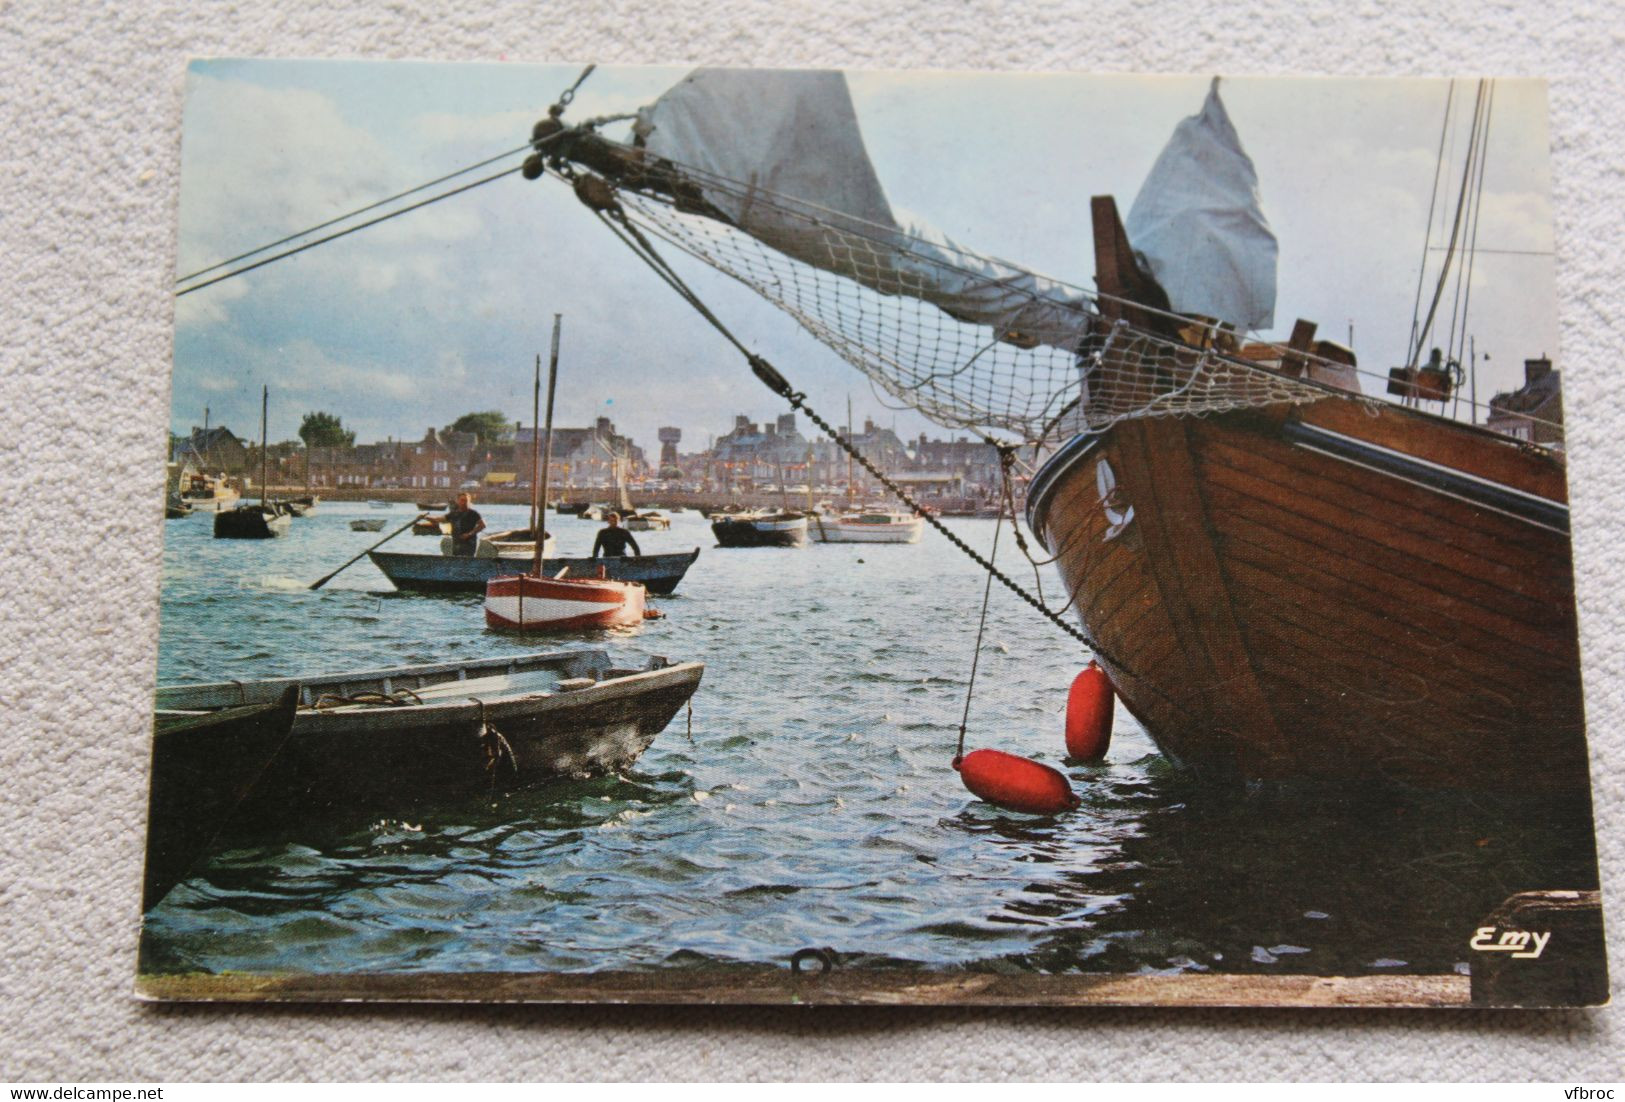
142, 503, 1597, 978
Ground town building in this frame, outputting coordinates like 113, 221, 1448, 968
172, 425, 248, 475
1486, 356, 1564, 448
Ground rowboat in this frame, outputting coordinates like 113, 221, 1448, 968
153, 651, 704, 817
484, 571, 650, 630
810, 510, 923, 544
143, 686, 299, 909
350, 518, 387, 532
368, 546, 701, 594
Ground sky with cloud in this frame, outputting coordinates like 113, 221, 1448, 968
171, 61, 1557, 454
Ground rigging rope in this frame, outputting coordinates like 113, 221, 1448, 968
956, 507, 1003, 762
174, 142, 535, 286
1408, 80, 1488, 370
174, 65, 603, 297
576, 183, 1119, 661
1408, 80, 1455, 366
175, 165, 522, 297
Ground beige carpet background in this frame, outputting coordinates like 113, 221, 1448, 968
2, 0, 1619, 1080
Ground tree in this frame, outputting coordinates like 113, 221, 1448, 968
298, 411, 355, 448
446, 411, 514, 445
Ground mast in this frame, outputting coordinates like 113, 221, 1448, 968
1470, 335, 1478, 425
528, 360, 542, 541
846, 394, 854, 507
531, 315, 562, 577
258, 386, 269, 508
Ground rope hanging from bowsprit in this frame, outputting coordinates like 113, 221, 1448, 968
563, 173, 1118, 663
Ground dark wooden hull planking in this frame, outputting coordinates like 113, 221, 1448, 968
143, 686, 300, 909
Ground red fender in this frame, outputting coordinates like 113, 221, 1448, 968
955, 749, 1079, 815
1065, 661, 1114, 761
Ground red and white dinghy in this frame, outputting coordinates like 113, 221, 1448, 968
484, 571, 648, 631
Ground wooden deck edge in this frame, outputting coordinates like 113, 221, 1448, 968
135, 968, 1471, 1008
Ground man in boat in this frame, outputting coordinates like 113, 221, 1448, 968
591, 512, 641, 559
436, 492, 486, 557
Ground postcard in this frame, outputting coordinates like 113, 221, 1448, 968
139, 61, 1606, 1007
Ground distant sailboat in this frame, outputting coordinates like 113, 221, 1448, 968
214, 386, 292, 539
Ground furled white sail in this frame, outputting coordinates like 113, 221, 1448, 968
1126, 78, 1277, 331
633, 68, 1093, 350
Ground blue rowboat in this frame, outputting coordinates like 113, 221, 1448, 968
366, 547, 700, 595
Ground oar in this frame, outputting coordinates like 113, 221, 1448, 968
309, 513, 426, 590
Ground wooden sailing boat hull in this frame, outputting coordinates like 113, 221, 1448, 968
484, 573, 647, 630
1026, 400, 1590, 796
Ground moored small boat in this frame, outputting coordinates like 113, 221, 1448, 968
153, 651, 704, 816
711, 510, 808, 547
350, 518, 387, 532
367, 546, 701, 594
484, 570, 649, 631
443, 530, 558, 559
809, 510, 923, 544
412, 517, 450, 536
623, 511, 671, 531
179, 474, 239, 513
213, 502, 292, 539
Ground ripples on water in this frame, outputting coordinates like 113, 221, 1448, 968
142, 504, 1599, 979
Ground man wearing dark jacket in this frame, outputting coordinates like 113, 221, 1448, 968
437, 492, 486, 557
592, 512, 641, 558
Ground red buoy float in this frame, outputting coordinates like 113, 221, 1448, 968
1065, 660, 1114, 762
955, 749, 1080, 815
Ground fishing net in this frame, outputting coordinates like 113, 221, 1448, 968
606, 168, 1333, 448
